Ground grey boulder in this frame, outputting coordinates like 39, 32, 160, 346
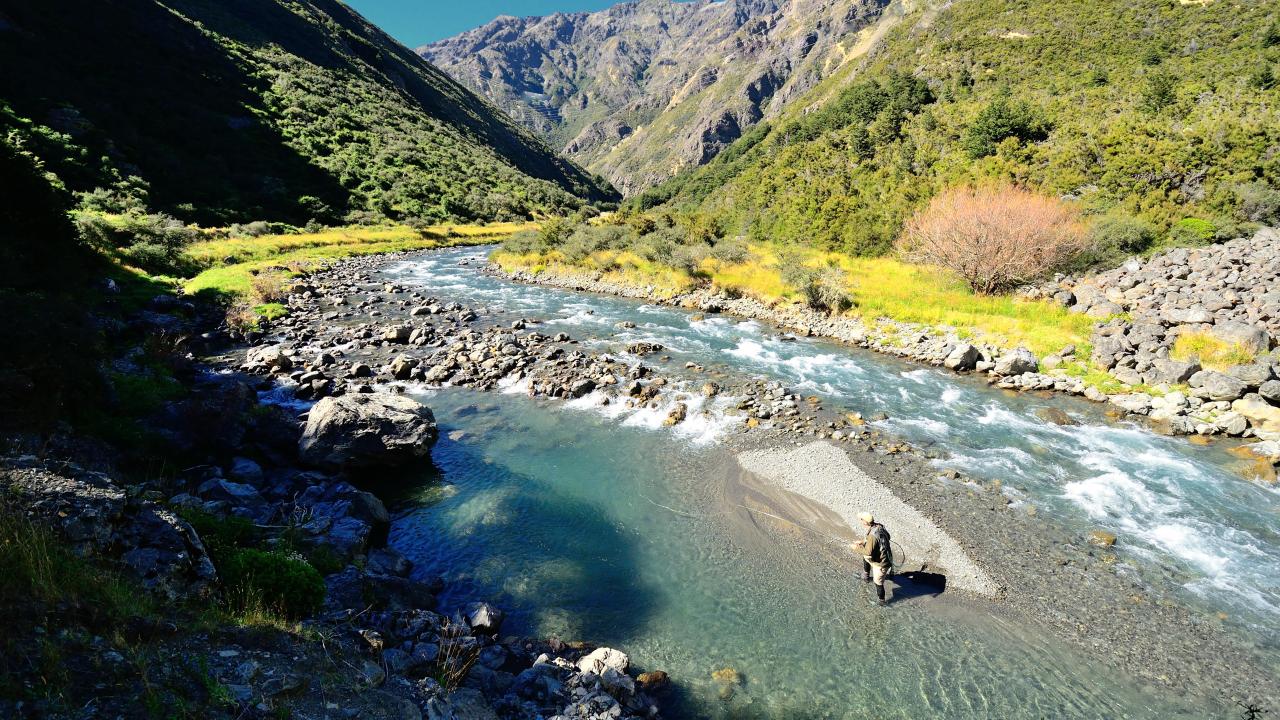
299, 393, 437, 471
1188, 370, 1248, 401
993, 348, 1038, 376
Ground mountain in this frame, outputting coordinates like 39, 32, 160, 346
631, 0, 1280, 256
0, 0, 616, 225
422, 0, 897, 195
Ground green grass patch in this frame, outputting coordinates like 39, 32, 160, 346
1171, 330, 1257, 370
253, 302, 289, 321
184, 223, 533, 301
497, 242, 1094, 358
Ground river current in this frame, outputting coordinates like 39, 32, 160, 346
359, 246, 1279, 717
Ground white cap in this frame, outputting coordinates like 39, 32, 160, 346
858, 511, 874, 524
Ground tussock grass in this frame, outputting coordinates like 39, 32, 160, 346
1171, 330, 1257, 370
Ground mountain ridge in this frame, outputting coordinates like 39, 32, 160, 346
0, 0, 616, 225
422, 0, 895, 194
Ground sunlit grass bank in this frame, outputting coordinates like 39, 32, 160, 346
186, 222, 533, 299
492, 243, 1095, 358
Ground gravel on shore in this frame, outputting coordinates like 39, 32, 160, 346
736, 441, 999, 596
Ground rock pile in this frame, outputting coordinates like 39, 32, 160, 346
1038, 229, 1280, 440
0, 460, 217, 600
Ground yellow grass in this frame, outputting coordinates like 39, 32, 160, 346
497, 243, 1095, 358
1170, 330, 1257, 370
185, 223, 532, 298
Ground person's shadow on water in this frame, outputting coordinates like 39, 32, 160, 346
890, 569, 947, 602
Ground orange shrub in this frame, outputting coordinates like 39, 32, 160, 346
898, 184, 1087, 294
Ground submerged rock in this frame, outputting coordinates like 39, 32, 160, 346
299, 393, 437, 471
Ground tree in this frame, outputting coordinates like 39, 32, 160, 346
963, 95, 1049, 159
898, 184, 1088, 294
1140, 72, 1178, 113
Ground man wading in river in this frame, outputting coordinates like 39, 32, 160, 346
852, 512, 893, 606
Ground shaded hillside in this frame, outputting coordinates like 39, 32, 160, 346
423, 0, 896, 194
633, 0, 1280, 256
0, 0, 616, 225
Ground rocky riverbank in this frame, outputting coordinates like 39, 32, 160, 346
492, 250, 1280, 481
225, 248, 1278, 712
1032, 229, 1280, 453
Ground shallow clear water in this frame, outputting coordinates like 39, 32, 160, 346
389, 388, 1204, 718
383, 248, 1280, 632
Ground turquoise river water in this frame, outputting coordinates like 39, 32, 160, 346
329, 247, 1276, 717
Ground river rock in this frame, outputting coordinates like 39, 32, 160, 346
943, 343, 981, 371
464, 602, 505, 635
245, 344, 293, 371
1210, 321, 1271, 355
1037, 407, 1077, 426
1261, 380, 1280, 403
299, 393, 438, 470
1226, 363, 1275, 388
1232, 395, 1280, 439
577, 647, 629, 675
1188, 370, 1248, 401
1146, 358, 1200, 385
994, 348, 1038, 376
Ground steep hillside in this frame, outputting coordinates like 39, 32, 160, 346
634, 0, 1280, 256
422, 0, 897, 194
0, 0, 616, 225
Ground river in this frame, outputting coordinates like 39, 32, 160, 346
359, 246, 1280, 717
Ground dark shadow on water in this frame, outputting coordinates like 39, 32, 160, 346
890, 570, 947, 602
382, 415, 665, 647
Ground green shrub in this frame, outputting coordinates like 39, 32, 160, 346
1090, 214, 1157, 256
709, 239, 750, 264
963, 95, 1049, 159
175, 507, 256, 557
1231, 181, 1280, 223
1140, 72, 1178, 113
1168, 218, 1218, 245
1251, 66, 1277, 91
219, 548, 324, 619
501, 229, 545, 255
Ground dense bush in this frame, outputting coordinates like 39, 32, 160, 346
219, 548, 325, 619
1090, 214, 1157, 256
1231, 181, 1280, 223
963, 95, 1049, 159
1168, 217, 1218, 246
779, 257, 854, 312
899, 184, 1087, 294
628, 0, 1279, 259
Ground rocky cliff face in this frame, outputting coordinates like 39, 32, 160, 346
421, 0, 894, 194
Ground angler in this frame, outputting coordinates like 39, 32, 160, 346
852, 511, 893, 606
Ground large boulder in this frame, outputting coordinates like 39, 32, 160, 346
1189, 370, 1249, 401
1232, 395, 1280, 440
993, 347, 1038, 376
1210, 321, 1271, 355
943, 343, 982, 371
299, 393, 437, 471
1145, 358, 1200, 385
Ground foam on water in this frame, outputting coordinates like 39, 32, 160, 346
381, 246, 1280, 630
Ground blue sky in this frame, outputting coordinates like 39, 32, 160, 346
346, 0, 622, 47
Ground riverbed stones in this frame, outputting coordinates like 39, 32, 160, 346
994, 347, 1038, 376
1210, 321, 1271, 355
1233, 395, 1280, 439
1188, 370, 1249, 401
1146, 358, 1200, 385
299, 393, 438, 471
943, 343, 982, 371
